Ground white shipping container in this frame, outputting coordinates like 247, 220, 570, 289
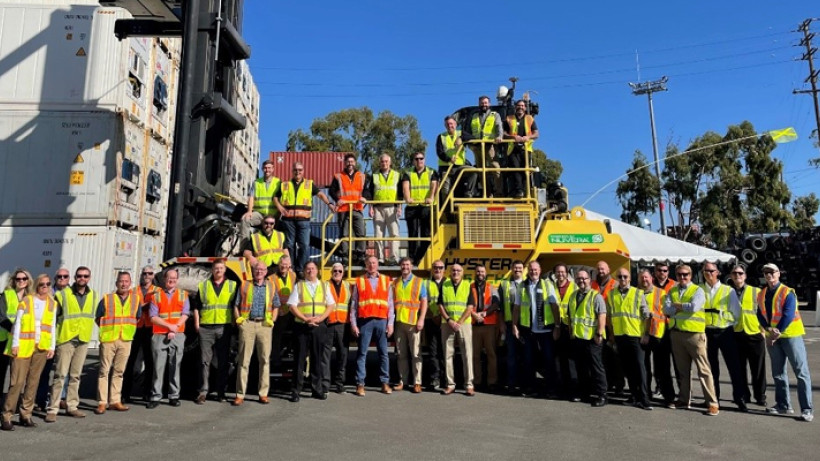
142, 136, 171, 234
148, 38, 176, 143
137, 233, 164, 270
0, 110, 149, 227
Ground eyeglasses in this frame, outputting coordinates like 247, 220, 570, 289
332, 270, 343, 274
576, 277, 589, 281
731, 271, 745, 276
56, 274, 69, 279
433, 266, 444, 270
76, 274, 90, 279
617, 275, 629, 279
451, 269, 463, 273
414, 157, 424, 161
656, 268, 668, 273
676, 272, 691, 277
703, 269, 717, 274
39, 282, 52, 288
14, 277, 29, 282
141, 272, 154, 276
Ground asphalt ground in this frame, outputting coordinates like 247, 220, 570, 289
3, 327, 820, 461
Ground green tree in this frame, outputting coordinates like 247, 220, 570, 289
285, 107, 426, 172
531, 148, 563, 185
793, 193, 819, 230
615, 150, 661, 227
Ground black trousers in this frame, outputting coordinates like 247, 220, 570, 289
615, 336, 650, 405
198, 325, 231, 396
603, 340, 625, 392
272, 314, 294, 369
122, 327, 154, 400
507, 147, 526, 197
338, 210, 366, 258
556, 324, 578, 398
424, 317, 442, 386
572, 338, 607, 399
294, 321, 331, 395
405, 206, 431, 263
705, 327, 744, 403
734, 331, 767, 403
325, 322, 349, 389
0, 339, 9, 406
642, 334, 676, 403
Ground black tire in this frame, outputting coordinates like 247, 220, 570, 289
747, 236, 767, 251
740, 249, 757, 264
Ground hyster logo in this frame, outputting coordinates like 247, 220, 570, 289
443, 258, 514, 271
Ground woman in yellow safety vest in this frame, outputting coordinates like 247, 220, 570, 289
0, 268, 35, 407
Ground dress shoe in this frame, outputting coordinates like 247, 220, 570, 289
312, 392, 327, 400
465, 387, 476, 397
755, 399, 767, 407
169, 399, 181, 407
634, 402, 654, 411
429, 379, 440, 390
195, 394, 207, 405
146, 401, 160, 409
380, 383, 392, 394
110, 402, 129, 412
334, 384, 345, 394
412, 384, 422, 394
20, 418, 37, 428
44, 413, 57, 422
672, 400, 690, 410
1, 419, 14, 431
392, 382, 404, 392
66, 409, 86, 418
442, 386, 455, 395
707, 404, 720, 416
94, 404, 107, 415
290, 392, 301, 403
232, 397, 244, 406
736, 400, 749, 412
216, 394, 226, 403
591, 397, 607, 407
355, 385, 365, 397
259, 396, 270, 404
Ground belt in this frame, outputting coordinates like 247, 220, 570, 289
248, 318, 265, 322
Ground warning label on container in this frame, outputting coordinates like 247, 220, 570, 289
76, 47, 86, 57
70, 171, 84, 185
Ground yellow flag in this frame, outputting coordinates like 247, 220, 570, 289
768, 127, 797, 143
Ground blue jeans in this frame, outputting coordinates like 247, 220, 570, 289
768, 336, 813, 411
281, 219, 311, 272
355, 318, 389, 385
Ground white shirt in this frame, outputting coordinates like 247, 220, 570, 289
12, 297, 56, 350
287, 280, 335, 309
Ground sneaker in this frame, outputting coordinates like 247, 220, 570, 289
801, 410, 814, 422
766, 405, 795, 415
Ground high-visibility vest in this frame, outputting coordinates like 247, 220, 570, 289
55, 287, 97, 345
734, 285, 762, 335
253, 177, 281, 217
569, 289, 603, 340
592, 278, 617, 303
426, 278, 443, 318
152, 289, 189, 334
500, 278, 522, 323
270, 271, 297, 315
394, 276, 424, 325
197, 279, 236, 325
237, 280, 276, 327
518, 279, 553, 328
701, 283, 734, 329
607, 287, 644, 337
355, 274, 390, 319
439, 131, 466, 166
645, 287, 667, 339
328, 281, 351, 324
471, 112, 497, 140
656, 278, 676, 294
758, 284, 804, 338
667, 284, 706, 333
252, 231, 287, 266
136, 285, 159, 328
4, 296, 56, 358
471, 281, 498, 325
506, 115, 534, 152
0, 289, 21, 342
440, 280, 472, 325
372, 170, 400, 202
555, 281, 577, 326
280, 179, 314, 219
293, 281, 327, 324
406, 167, 434, 206
335, 171, 365, 212
99, 292, 140, 342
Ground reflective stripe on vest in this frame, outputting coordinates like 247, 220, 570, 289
372, 170, 400, 202
0, 289, 20, 342
294, 281, 327, 324
607, 287, 643, 337
335, 171, 365, 212
556, 281, 577, 326
702, 283, 733, 329
645, 287, 667, 339
270, 271, 297, 315
668, 285, 706, 333
99, 293, 140, 342
239, 280, 276, 326
441, 280, 472, 325
197, 280, 236, 325
356, 275, 390, 319
471, 112, 497, 140
592, 279, 617, 303
519, 279, 552, 328
439, 131, 465, 166
56, 288, 97, 344
394, 276, 423, 325
506, 115, 534, 152
471, 281, 498, 325
254, 177, 281, 217
252, 231, 286, 266
734, 285, 761, 335
758, 284, 804, 338
500, 279, 521, 323
328, 281, 351, 324
280, 179, 314, 219
570, 290, 602, 340
407, 167, 434, 205
5, 296, 56, 358
152, 289, 188, 334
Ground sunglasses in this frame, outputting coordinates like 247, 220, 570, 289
414, 157, 424, 161
731, 271, 745, 275
703, 269, 717, 274
677, 272, 691, 277
433, 266, 444, 270
39, 282, 52, 288
76, 274, 90, 279
56, 274, 70, 279
656, 268, 668, 272
763, 271, 776, 275
15, 277, 29, 282
617, 275, 629, 279
332, 270, 343, 274
142, 272, 154, 276
263, 222, 276, 225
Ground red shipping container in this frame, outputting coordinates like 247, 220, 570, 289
269, 151, 349, 188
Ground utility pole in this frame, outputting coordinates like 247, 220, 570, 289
629, 76, 668, 235
794, 18, 820, 153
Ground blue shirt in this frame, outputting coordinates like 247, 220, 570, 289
249, 282, 268, 319
756, 282, 797, 332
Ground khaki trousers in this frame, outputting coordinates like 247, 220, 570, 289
472, 324, 498, 386
442, 322, 474, 389
2, 349, 48, 421
470, 144, 501, 196
236, 320, 272, 397
394, 322, 422, 385
48, 340, 89, 414
373, 205, 400, 261
670, 330, 718, 406
98, 339, 132, 405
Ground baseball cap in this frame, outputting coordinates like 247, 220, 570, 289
761, 263, 780, 273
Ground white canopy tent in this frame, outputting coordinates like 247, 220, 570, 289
584, 210, 736, 265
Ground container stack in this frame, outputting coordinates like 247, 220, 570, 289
225, 60, 261, 204
0, 0, 180, 292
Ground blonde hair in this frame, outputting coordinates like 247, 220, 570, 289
5, 268, 35, 296
33, 274, 52, 295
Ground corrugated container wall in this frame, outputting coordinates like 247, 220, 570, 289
227, 60, 260, 204
269, 152, 348, 189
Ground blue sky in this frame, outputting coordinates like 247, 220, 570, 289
241, 1, 820, 227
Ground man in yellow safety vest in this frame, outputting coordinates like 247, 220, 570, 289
392, 257, 428, 393
242, 159, 281, 239
503, 100, 539, 198
242, 215, 288, 275
462, 95, 503, 197
368, 153, 402, 265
